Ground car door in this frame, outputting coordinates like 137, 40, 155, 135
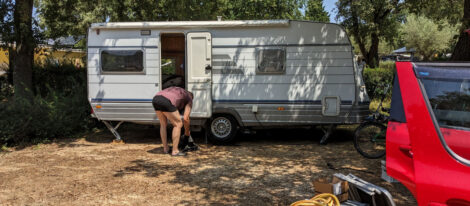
392, 62, 470, 206
386, 71, 416, 197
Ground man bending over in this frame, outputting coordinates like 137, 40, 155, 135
152, 86, 193, 156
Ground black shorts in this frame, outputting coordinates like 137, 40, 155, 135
152, 95, 177, 112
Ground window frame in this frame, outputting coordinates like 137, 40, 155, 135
255, 47, 286, 75
99, 48, 146, 75
414, 64, 470, 166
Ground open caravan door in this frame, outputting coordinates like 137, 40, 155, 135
186, 32, 212, 118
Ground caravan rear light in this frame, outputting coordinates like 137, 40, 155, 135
95, 105, 102, 109
90, 106, 97, 118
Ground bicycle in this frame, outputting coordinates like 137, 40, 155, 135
353, 84, 390, 159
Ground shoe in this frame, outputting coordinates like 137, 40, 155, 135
187, 143, 199, 151
178, 135, 189, 150
181, 143, 199, 152
171, 151, 187, 156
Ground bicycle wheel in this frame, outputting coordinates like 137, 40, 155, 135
354, 122, 387, 159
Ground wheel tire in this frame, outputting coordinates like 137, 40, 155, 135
207, 115, 238, 144
353, 122, 387, 159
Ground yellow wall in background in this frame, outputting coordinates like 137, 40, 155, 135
0, 49, 8, 68
0, 48, 85, 69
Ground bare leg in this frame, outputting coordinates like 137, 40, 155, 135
183, 119, 190, 136
164, 110, 183, 155
156, 111, 169, 153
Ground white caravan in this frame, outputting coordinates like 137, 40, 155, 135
87, 20, 370, 144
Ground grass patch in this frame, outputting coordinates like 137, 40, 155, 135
369, 98, 391, 117
1, 144, 9, 152
369, 99, 391, 111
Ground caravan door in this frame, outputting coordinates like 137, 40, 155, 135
186, 32, 212, 118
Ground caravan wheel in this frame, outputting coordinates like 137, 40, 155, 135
208, 115, 238, 144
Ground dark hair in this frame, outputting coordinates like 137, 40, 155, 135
188, 91, 194, 99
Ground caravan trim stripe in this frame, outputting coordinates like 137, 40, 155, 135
212, 43, 350, 48
91, 98, 354, 105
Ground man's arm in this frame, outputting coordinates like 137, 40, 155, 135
183, 103, 191, 136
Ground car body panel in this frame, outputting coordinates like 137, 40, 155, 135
387, 62, 470, 206
386, 121, 415, 196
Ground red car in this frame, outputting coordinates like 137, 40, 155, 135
386, 62, 470, 206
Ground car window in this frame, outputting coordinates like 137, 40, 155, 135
390, 74, 406, 123
421, 78, 470, 129
416, 64, 470, 161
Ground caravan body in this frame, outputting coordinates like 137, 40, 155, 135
87, 20, 369, 142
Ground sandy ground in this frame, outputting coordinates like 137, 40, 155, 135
0, 124, 416, 205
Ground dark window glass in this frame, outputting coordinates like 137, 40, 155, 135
390, 74, 407, 123
101, 50, 143, 72
256, 48, 285, 74
421, 78, 470, 129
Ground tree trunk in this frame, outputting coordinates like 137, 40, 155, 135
12, 0, 34, 98
7, 46, 15, 85
451, 0, 470, 61
365, 33, 380, 68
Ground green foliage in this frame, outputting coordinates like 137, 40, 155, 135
451, 0, 470, 61
350, 36, 398, 59
37, 0, 106, 40
401, 14, 459, 60
222, 0, 305, 20
158, 0, 224, 21
336, 0, 404, 68
161, 59, 176, 75
0, 72, 13, 100
378, 61, 396, 70
369, 98, 391, 112
37, 0, 308, 42
363, 64, 395, 100
405, 0, 464, 26
0, 63, 95, 145
0, 0, 15, 47
304, 0, 329, 22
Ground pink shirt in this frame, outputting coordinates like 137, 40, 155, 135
156, 87, 193, 111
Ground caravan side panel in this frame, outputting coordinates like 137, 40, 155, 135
87, 29, 160, 123
210, 21, 368, 126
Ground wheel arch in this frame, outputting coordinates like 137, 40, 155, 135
212, 108, 244, 127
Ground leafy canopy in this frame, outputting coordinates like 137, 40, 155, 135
401, 14, 459, 60
405, 0, 464, 26
37, 0, 315, 44
336, 0, 404, 68
305, 0, 329, 22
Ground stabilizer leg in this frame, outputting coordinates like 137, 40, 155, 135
320, 124, 336, 145
102, 121, 125, 144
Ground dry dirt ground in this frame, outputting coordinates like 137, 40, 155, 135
0, 124, 416, 205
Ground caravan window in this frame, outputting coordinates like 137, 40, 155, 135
256, 48, 286, 74
101, 50, 144, 73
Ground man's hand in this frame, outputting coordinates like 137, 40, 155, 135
183, 103, 192, 136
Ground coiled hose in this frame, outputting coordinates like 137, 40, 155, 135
290, 193, 340, 206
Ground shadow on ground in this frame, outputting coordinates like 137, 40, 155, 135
1, 123, 415, 205
106, 124, 415, 205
